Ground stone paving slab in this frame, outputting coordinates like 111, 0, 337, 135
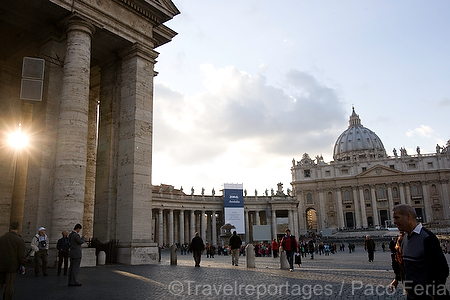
13, 247, 450, 300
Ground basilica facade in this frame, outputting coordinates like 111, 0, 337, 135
291, 108, 450, 234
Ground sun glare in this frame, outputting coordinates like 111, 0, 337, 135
8, 126, 28, 149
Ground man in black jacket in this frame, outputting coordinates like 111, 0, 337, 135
68, 224, 86, 286
229, 231, 242, 266
0, 222, 26, 300
393, 204, 449, 299
57, 230, 70, 276
189, 232, 205, 267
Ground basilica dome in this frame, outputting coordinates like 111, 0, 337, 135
333, 108, 387, 161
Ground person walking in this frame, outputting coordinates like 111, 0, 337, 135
0, 222, 27, 300
393, 204, 449, 299
189, 232, 205, 267
31, 226, 49, 277
272, 238, 279, 258
364, 235, 376, 262
57, 230, 70, 276
281, 229, 298, 272
229, 231, 242, 266
68, 224, 86, 286
390, 231, 405, 293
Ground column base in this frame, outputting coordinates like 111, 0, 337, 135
117, 243, 159, 265
81, 248, 97, 267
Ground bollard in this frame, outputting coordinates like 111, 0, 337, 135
279, 247, 289, 269
97, 251, 106, 266
170, 244, 177, 265
245, 244, 255, 268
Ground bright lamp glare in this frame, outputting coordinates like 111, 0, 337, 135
8, 131, 28, 149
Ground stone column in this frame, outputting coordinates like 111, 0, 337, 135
179, 210, 185, 245
190, 210, 195, 241
318, 189, 327, 230
293, 209, 299, 237
94, 55, 120, 242
201, 210, 206, 241
51, 19, 95, 243
405, 183, 412, 206
245, 210, 250, 243
359, 187, 368, 228
399, 183, 406, 204
441, 180, 450, 220
297, 193, 307, 235
387, 184, 395, 221
288, 209, 293, 232
336, 188, 345, 228
21, 38, 65, 242
158, 209, 163, 246
184, 212, 189, 244
115, 43, 159, 264
422, 181, 432, 222
370, 185, 379, 226
206, 212, 211, 244
9, 102, 33, 233
255, 211, 260, 225
352, 186, 361, 228
271, 209, 277, 240
174, 211, 179, 244
169, 209, 174, 246
83, 89, 98, 239
212, 211, 217, 246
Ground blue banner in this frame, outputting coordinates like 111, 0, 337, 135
224, 183, 245, 234
224, 189, 244, 208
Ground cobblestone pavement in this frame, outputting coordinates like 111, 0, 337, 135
14, 247, 450, 300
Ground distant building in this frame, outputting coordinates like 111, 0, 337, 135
291, 108, 450, 234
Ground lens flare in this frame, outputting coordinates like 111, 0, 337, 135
8, 130, 28, 149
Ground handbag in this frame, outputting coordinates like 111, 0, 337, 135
294, 253, 301, 264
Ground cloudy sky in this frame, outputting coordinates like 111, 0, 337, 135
152, 0, 450, 196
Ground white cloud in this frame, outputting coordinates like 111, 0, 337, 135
406, 125, 435, 138
153, 65, 347, 189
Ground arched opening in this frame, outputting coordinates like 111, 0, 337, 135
306, 208, 317, 232
367, 216, 373, 227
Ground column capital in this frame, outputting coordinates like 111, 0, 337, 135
59, 14, 96, 38
119, 43, 159, 63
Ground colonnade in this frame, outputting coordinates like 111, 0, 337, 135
151, 202, 301, 246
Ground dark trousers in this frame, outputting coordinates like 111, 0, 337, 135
368, 250, 374, 261
193, 251, 202, 267
34, 250, 48, 275
58, 252, 69, 275
68, 257, 81, 285
286, 250, 295, 269
273, 249, 278, 258
0, 272, 17, 300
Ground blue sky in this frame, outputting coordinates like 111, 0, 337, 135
152, 0, 450, 195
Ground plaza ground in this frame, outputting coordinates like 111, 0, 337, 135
14, 246, 450, 300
